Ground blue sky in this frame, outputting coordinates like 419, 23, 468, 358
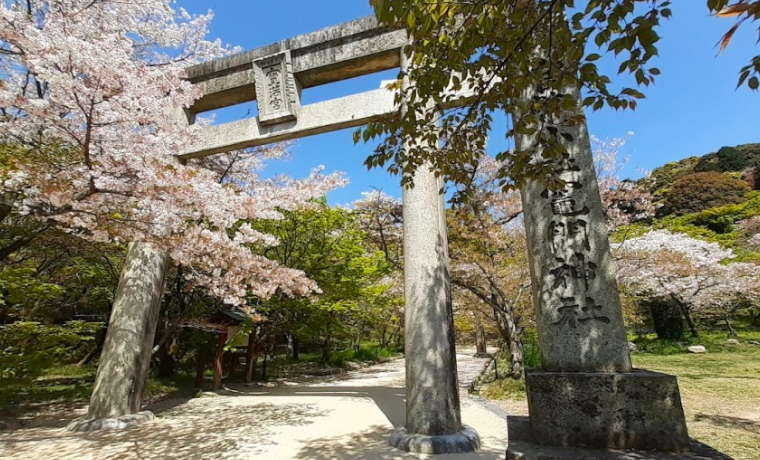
178, 1, 760, 205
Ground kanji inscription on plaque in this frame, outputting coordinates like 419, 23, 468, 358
253, 50, 299, 125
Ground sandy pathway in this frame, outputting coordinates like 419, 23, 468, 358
0, 349, 505, 460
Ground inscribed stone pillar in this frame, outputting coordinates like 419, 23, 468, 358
517, 86, 631, 373
67, 242, 169, 432
389, 48, 480, 455
511, 83, 690, 453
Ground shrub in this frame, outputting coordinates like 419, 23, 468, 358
717, 147, 749, 172
661, 172, 751, 216
0, 321, 101, 382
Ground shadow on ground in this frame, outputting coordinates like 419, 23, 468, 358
694, 414, 760, 434
218, 385, 407, 427
1, 399, 329, 460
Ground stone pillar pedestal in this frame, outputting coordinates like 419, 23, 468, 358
67, 242, 169, 432
525, 370, 689, 451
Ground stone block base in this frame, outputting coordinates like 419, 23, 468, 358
389, 425, 480, 454
506, 417, 732, 460
526, 370, 689, 451
65, 411, 155, 432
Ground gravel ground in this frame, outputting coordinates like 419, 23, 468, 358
0, 348, 505, 460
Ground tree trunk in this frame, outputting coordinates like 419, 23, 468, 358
290, 334, 300, 361
261, 352, 268, 381
321, 335, 331, 364
353, 332, 362, 356
77, 325, 107, 367
474, 323, 489, 357
493, 304, 524, 379
724, 314, 738, 338
155, 338, 175, 378
213, 330, 227, 390
82, 242, 169, 421
675, 300, 699, 337
245, 332, 257, 383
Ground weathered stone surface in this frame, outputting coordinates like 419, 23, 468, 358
186, 16, 407, 114
252, 50, 299, 125
181, 74, 487, 159
66, 411, 155, 433
516, 86, 632, 373
402, 159, 462, 435
628, 342, 639, 352
80, 242, 169, 422
726, 339, 739, 345
507, 416, 732, 460
181, 88, 396, 159
525, 370, 690, 451
688, 346, 707, 354
390, 425, 480, 454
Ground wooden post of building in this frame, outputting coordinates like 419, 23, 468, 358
213, 330, 228, 390
245, 332, 257, 383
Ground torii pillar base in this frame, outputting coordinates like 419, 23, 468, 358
391, 426, 480, 455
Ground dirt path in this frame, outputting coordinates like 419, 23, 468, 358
0, 348, 502, 460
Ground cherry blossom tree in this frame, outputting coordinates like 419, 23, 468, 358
0, 0, 345, 306
615, 230, 759, 336
592, 135, 657, 230
447, 155, 530, 379
353, 190, 404, 270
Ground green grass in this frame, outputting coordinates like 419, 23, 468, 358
481, 377, 526, 400
630, 329, 760, 354
0, 364, 95, 416
633, 350, 760, 460
328, 343, 401, 367
273, 343, 401, 369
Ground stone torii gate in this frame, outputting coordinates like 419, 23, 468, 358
178, 16, 482, 454
68, 14, 704, 460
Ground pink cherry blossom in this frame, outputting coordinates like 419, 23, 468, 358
0, 0, 346, 305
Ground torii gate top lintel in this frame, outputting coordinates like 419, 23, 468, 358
179, 16, 477, 161
185, 16, 406, 116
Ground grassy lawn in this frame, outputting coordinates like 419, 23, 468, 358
633, 350, 760, 460
481, 333, 760, 460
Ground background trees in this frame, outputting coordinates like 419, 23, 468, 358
615, 230, 759, 337
249, 201, 394, 363
660, 172, 751, 216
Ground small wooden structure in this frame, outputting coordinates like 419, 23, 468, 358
201, 309, 264, 390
